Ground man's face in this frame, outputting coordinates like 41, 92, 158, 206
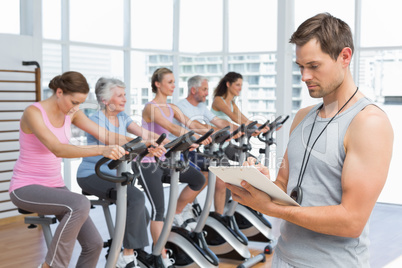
194, 80, 209, 103
295, 39, 344, 99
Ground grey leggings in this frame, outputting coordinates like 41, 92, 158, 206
77, 174, 149, 249
10, 185, 103, 268
137, 162, 205, 221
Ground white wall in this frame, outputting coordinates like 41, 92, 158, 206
0, 33, 41, 219
0, 34, 40, 70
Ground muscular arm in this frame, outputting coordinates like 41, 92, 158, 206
228, 105, 393, 238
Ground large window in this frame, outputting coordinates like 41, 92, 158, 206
36, 1, 402, 205
42, 0, 61, 40
361, 0, 402, 47
130, 52, 174, 117
70, 46, 124, 87
131, 0, 173, 50
294, 0, 355, 31
178, 56, 223, 107
359, 0, 402, 204
228, 0, 277, 52
70, 0, 124, 46
179, 0, 223, 52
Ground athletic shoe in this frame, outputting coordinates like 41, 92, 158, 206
173, 204, 197, 232
163, 249, 175, 268
116, 251, 140, 268
173, 212, 185, 227
181, 203, 198, 231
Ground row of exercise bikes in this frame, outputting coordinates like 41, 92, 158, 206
19, 115, 288, 268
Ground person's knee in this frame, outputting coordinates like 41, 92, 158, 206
71, 195, 91, 216
92, 234, 104, 253
83, 232, 103, 254
191, 181, 205, 191
190, 173, 206, 191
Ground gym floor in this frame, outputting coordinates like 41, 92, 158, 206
1, 196, 402, 267
0, 206, 275, 268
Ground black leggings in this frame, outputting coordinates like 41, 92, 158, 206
77, 174, 149, 249
136, 162, 205, 221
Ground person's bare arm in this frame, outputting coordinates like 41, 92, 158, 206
126, 120, 170, 144
212, 97, 248, 125
142, 103, 190, 138
21, 106, 125, 159
210, 116, 236, 130
227, 105, 393, 238
212, 97, 265, 137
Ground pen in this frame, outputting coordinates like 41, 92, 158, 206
254, 154, 264, 165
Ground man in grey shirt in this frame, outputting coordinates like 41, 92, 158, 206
226, 13, 393, 267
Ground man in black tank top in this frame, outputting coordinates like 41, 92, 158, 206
225, 13, 394, 267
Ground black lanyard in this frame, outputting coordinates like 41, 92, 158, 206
290, 87, 359, 204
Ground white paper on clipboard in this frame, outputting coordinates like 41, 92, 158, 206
209, 166, 300, 207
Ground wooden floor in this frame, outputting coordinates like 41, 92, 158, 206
0, 210, 274, 268
2, 202, 402, 268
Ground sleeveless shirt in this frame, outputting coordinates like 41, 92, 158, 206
141, 101, 173, 163
275, 97, 373, 267
211, 96, 234, 123
9, 102, 71, 192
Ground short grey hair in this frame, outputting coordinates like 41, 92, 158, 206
95, 77, 126, 108
187, 75, 208, 94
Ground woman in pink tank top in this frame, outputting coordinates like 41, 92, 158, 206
9, 71, 129, 268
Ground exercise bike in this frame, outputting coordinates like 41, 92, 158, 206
233, 115, 289, 254
156, 128, 222, 268
134, 130, 214, 268
203, 123, 266, 268
95, 135, 169, 268
96, 131, 215, 268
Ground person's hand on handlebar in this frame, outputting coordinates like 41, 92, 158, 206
145, 141, 167, 158
188, 143, 199, 152
193, 134, 212, 146
227, 131, 244, 141
103, 145, 127, 160
251, 124, 270, 137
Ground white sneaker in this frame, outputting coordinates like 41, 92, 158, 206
163, 250, 175, 268
173, 212, 185, 227
181, 203, 198, 231
116, 251, 140, 268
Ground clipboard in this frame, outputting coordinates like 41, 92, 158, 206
209, 166, 300, 207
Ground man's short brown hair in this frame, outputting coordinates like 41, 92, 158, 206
289, 12, 354, 61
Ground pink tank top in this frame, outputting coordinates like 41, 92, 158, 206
9, 102, 71, 192
141, 101, 173, 163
